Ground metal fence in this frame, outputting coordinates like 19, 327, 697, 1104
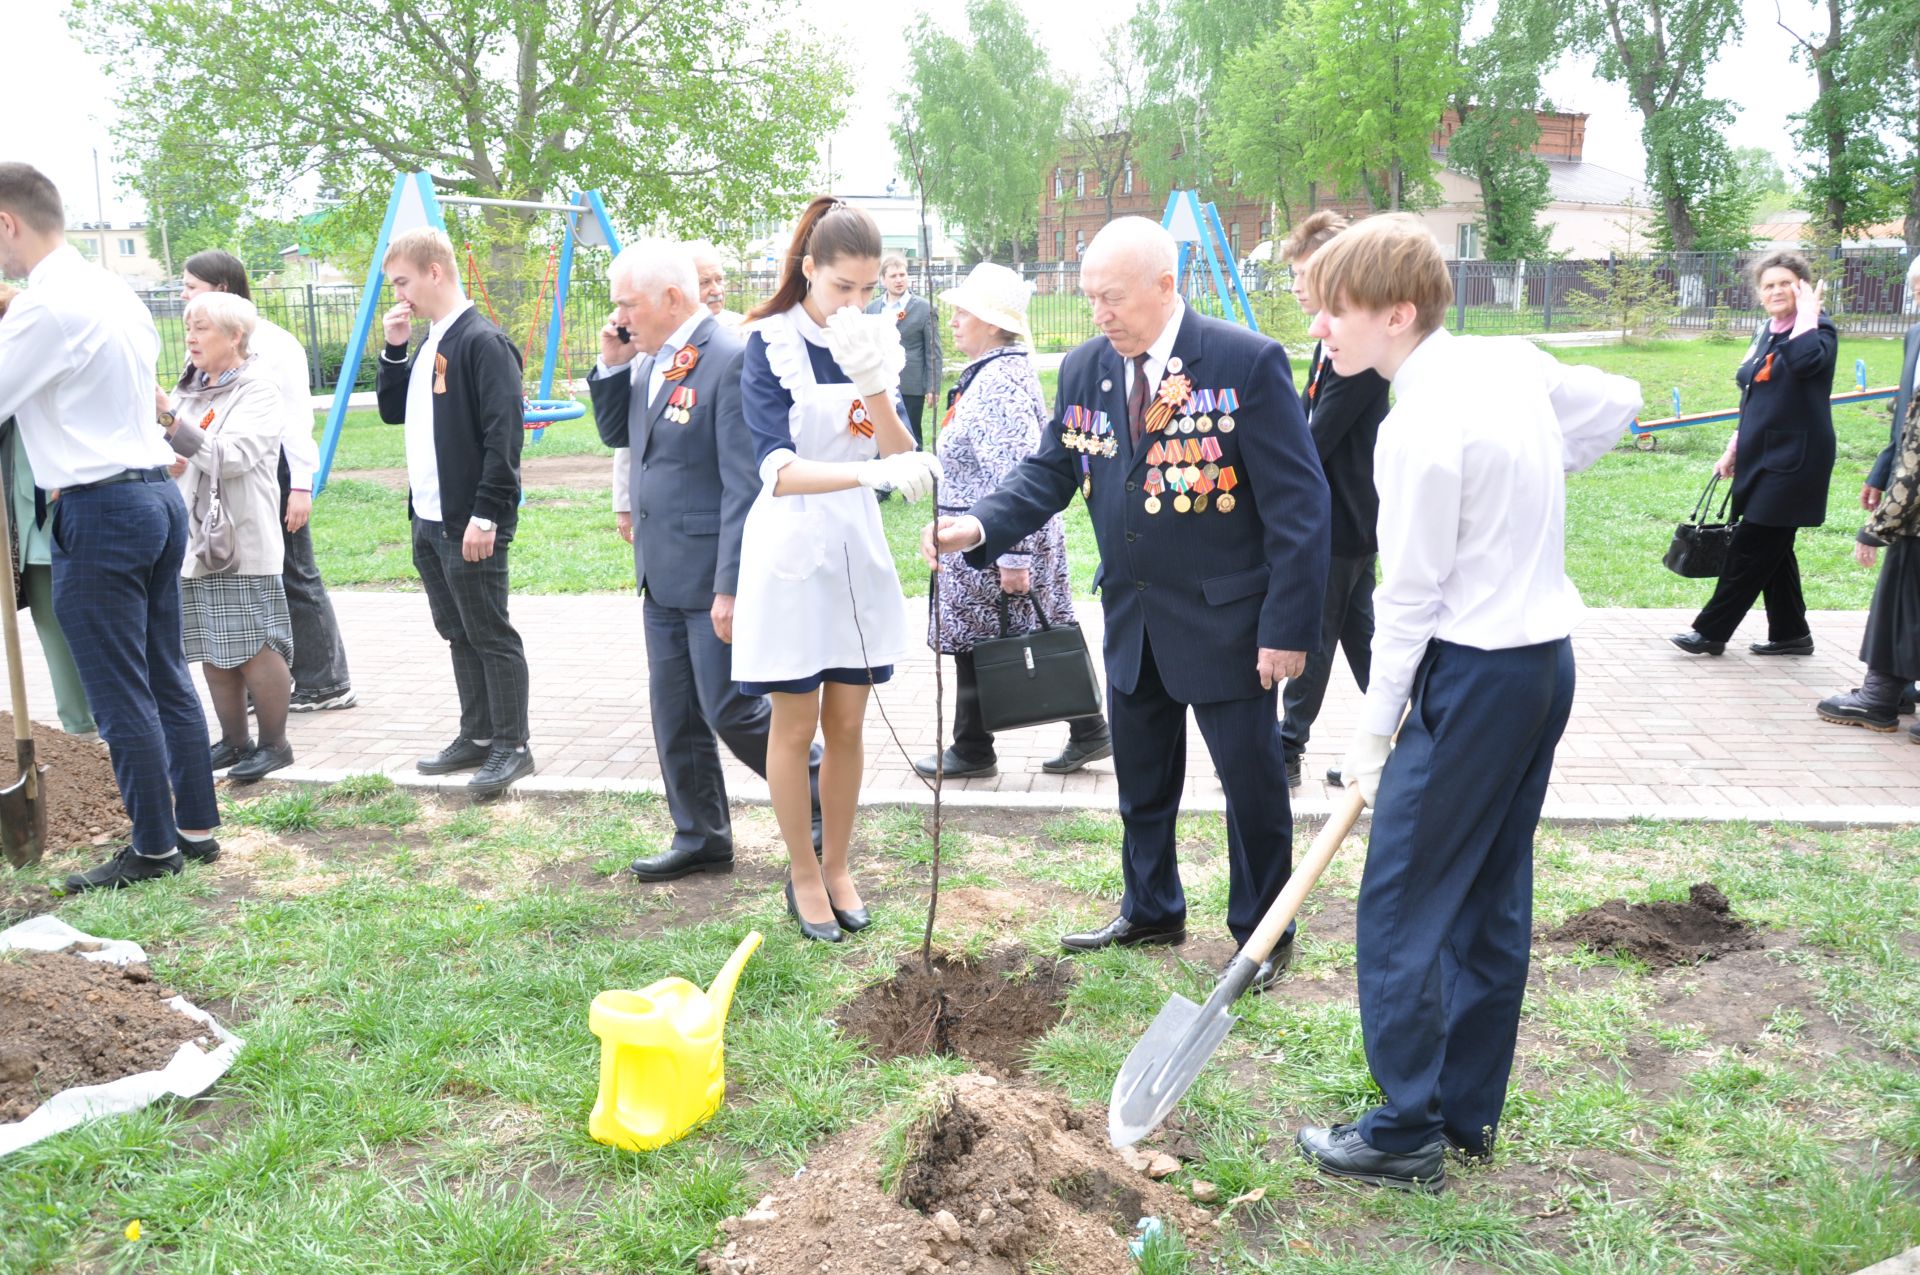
141, 246, 1917, 392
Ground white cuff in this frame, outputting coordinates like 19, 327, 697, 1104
757, 447, 797, 492
1358, 690, 1406, 738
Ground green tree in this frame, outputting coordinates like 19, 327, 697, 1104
1843, 0, 1920, 248
1575, 0, 1749, 251
72, 0, 848, 275
1729, 145, 1798, 219
1782, 0, 1901, 239
1130, 0, 1290, 199
1447, 0, 1569, 261
892, 0, 1068, 264
1059, 27, 1151, 226
1208, 19, 1318, 225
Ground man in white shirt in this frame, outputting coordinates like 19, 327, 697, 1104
0, 163, 219, 891
178, 251, 356, 712
1294, 214, 1640, 1191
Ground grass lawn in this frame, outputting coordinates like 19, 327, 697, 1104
311, 336, 1908, 608
3, 781, 1917, 1271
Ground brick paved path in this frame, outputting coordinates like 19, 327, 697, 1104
13, 592, 1918, 822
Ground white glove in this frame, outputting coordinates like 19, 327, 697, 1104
857, 451, 944, 503
823, 306, 906, 397
1340, 732, 1393, 808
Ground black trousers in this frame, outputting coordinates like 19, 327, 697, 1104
1110, 631, 1293, 946
411, 517, 530, 746
1692, 521, 1807, 644
1281, 551, 1375, 759
902, 394, 926, 448
949, 647, 1108, 764
277, 453, 352, 697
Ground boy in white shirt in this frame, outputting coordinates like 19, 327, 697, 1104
1296, 214, 1640, 1191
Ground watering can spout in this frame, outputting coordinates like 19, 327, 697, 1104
706, 931, 763, 1029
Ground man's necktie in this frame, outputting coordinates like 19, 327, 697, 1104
1127, 352, 1150, 447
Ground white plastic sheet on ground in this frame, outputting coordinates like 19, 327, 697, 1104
0, 916, 244, 1157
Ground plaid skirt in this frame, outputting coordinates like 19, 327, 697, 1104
182, 574, 295, 669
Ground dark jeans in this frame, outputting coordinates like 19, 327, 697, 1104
1692, 521, 1807, 643
1281, 551, 1375, 759
278, 452, 351, 697
950, 646, 1108, 764
50, 475, 218, 856
411, 517, 530, 746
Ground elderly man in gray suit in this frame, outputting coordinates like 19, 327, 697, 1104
866, 252, 942, 446
591, 239, 817, 879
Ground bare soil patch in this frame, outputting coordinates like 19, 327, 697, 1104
0, 711, 128, 852
700, 1074, 1212, 1275
839, 950, 1072, 1077
1543, 882, 1760, 966
0, 948, 213, 1120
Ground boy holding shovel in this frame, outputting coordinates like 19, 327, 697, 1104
1299, 215, 1639, 1190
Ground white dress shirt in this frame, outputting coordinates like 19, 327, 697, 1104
1123, 299, 1188, 399
610, 308, 707, 515
250, 318, 321, 490
1360, 328, 1641, 736
0, 244, 174, 489
398, 298, 473, 522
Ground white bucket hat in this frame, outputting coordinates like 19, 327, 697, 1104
940, 262, 1034, 346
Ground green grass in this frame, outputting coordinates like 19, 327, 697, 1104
5, 793, 1919, 1272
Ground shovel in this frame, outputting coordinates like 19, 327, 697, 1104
1110, 786, 1367, 1146
0, 485, 47, 868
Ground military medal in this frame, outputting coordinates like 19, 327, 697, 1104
1142, 467, 1164, 514
1081, 454, 1092, 499
1216, 465, 1238, 512
847, 400, 874, 438
1193, 388, 1214, 432
1216, 387, 1238, 432
1192, 465, 1214, 512
662, 345, 700, 381
666, 385, 697, 423
1168, 466, 1191, 513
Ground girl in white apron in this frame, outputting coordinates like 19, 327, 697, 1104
732, 197, 943, 943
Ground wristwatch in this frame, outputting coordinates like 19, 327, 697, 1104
158, 409, 176, 430
470, 516, 496, 533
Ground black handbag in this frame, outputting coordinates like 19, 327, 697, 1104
1664, 473, 1738, 579
972, 594, 1103, 732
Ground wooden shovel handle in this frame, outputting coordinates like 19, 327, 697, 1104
0, 485, 31, 746
1239, 787, 1367, 967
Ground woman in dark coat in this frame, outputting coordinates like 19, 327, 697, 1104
1671, 252, 1837, 657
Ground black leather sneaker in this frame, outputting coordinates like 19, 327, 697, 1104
177, 832, 221, 864
62, 847, 183, 894
418, 737, 491, 775
1816, 689, 1899, 732
209, 736, 254, 770
469, 744, 535, 797
228, 742, 294, 783
1669, 631, 1726, 656
913, 748, 997, 780
1297, 1123, 1446, 1192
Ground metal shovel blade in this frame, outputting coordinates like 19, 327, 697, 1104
0, 743, 48, 869
1108, 958, 1258, 1147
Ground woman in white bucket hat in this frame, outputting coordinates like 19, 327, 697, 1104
916, 263, 1111, 779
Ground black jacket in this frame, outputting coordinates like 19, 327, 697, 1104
375, 307, 526, 541
1868, 321, 1920, 492
1302, 342, 1388, 557
1731, 314, 1837, 529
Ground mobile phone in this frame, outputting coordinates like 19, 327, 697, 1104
617, 325, 631, 344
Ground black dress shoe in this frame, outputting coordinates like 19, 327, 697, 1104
1061, 914, 1186, 952
177, 832, 220, 864
1285, 755, 1303, 791
469, 745, 535, 797
1750, 633, 1814, 656
1296, 1123, 1446, 1192
829, 898, 873, 932
209, 736, 254, 770
1669, 631, 1726, 656
629, 846, 734, 882
62, 847, 183, 894
1041, 734, 1113, 774
913, 748, 997, 780
1325, 766, 1344, 789
227, 742, 294, 783
785, 880, 844, 943
1240, 935, 1296, 996
418, 737, 491, 775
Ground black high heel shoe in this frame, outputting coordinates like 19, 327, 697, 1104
827, 890, 872, 933
785, 880, 844, 943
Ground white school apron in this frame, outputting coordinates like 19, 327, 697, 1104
731, 307, 912, 684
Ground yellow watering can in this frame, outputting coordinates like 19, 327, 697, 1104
588, 931, 763, 1152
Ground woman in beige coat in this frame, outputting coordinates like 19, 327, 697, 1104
163, 292, 295, 781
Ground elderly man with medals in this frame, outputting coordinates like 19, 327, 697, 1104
924, 217, 1330, 988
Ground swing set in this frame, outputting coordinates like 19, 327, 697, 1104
1162, 189, 1260, 333
313, 171, 624, 493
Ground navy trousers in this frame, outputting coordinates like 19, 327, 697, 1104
1110, 631, 1293, 946
643, 595, 820, 855
1355, 637, 1575, 1155
50, 475, 218, 856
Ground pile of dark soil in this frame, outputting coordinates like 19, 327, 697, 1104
0, 711, 128, 852
0, 947, 211, 1120
838, 950, 1071, 1076
699, 1075, 1211, 1275
1545, 882, 1760, 966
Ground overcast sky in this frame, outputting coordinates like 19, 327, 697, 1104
11, 0, 1830, 226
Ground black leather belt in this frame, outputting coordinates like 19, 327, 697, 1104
64, 466, 170, 493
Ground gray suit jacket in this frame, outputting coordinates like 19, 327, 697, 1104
1870, 321, 1920, 491
866, 292, 943, 396
590, 315, 754, 610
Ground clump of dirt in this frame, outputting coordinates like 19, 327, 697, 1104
699, 1074, 1211, 1275
1545, 882, 1760, 966
839, 950, 1071, 1076
0, 948, 213, 1121
0, 711, 129, 852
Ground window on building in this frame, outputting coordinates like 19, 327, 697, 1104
1229, 223, 1240, 257
1123, 164, 1134, 195
1055, 230, 1065, 260
1074, 229, 1086, 260
1076, 169, 1085, 198
1053, 168, 1062, 198
117, 237, 136, 257
1456, 223, 1481, 260
1259, 220, 1272, 239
